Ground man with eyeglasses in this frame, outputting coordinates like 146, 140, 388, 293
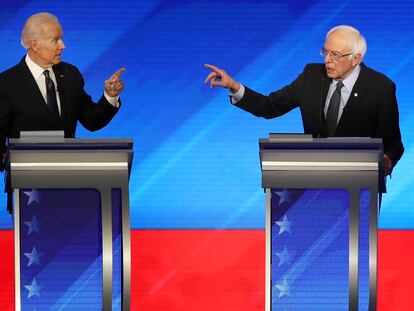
204, 25, 403, 175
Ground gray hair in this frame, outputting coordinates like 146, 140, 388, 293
327, 25, 367, 60
21, 12, 59, 49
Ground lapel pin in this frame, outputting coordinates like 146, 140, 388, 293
59, 74, 64, 78
354, 92, 358, 97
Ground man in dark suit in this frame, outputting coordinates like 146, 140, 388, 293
0, 12, 125, 165
0, 12, 125, 212
204, 25, 404, 175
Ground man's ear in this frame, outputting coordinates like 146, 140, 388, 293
352, 53, 362, 66
29, 39, 39, 51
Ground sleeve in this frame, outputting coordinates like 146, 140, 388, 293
234, 69, 304, 119
0, 80, 13, 171
73, 67, 120, 132
229, 84, 245, 104
376, 81, 404, 166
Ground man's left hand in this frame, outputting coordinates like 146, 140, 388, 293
384, 154, 393, 176
104, 68, 126, 97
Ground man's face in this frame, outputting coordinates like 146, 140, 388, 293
31, 21, 65, 68
324, 32, 360, 80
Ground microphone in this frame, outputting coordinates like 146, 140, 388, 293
318, 78, 325, 138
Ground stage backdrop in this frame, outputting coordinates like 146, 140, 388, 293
0, 0, 413, 230
1, 1, 414, 310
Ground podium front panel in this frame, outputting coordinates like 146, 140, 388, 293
18, 189, 103, 310
260, 137, 381, 311
270, 188, 372, 310
15, 187, 124, 311
9, 139, 133, 311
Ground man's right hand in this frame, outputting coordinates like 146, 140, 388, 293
104, 68, 126, 97
204, 64, 241, 93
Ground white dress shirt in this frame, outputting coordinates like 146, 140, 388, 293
25, 54, 119, 114
25, 54, 62, 114
323, 64, 361, 123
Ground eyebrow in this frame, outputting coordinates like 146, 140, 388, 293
325, 49, 342, 53
45, 36, 62, 40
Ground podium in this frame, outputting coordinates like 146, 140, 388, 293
260, 135, 383, 311
7, 137, 133, 311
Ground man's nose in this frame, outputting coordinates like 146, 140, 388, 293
58, 39, 65, 49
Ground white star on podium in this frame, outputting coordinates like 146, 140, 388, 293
275, 246, 293, 267
24, 246, 43, 267
274, 189, 291, 205
275, 277, 291, 298
24, 190, 40, 206
275, 215, 292, 235
24, 216, 39, 235
24, 278, 42, 298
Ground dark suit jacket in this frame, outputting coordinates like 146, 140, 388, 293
0, 57, 120, 159
0, 57, 120, 212
235, 63, 404, 166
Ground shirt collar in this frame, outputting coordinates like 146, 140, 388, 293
334, 64, 361, 91
25, 54, 53, 80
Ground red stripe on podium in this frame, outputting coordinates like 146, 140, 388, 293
1, 229, 414, 310
0, 230, 14, 310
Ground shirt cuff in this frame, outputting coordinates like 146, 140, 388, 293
229, 84, 245, 104
104, 92, 120, 108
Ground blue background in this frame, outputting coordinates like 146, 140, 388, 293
0, 0, 413, 229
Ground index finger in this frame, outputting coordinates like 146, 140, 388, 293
204, 64, 221, 73
111, 67, 126, 78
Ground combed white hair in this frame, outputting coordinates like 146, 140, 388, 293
327, 25, 367, 60
21, 12, 59, 49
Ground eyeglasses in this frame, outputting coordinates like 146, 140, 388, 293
320, 48, 353, 61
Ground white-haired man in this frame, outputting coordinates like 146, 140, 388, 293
204, 25, 404, 176
0, 12, 125, 158
0, 12, 126, 212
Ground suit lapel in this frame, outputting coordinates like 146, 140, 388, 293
53, 64, 71, 135
321, 77, 331, 122
336, 64, 367, 132
17, 58, 50, 112
316, 70, 332, 137
17, 57, 63, 129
